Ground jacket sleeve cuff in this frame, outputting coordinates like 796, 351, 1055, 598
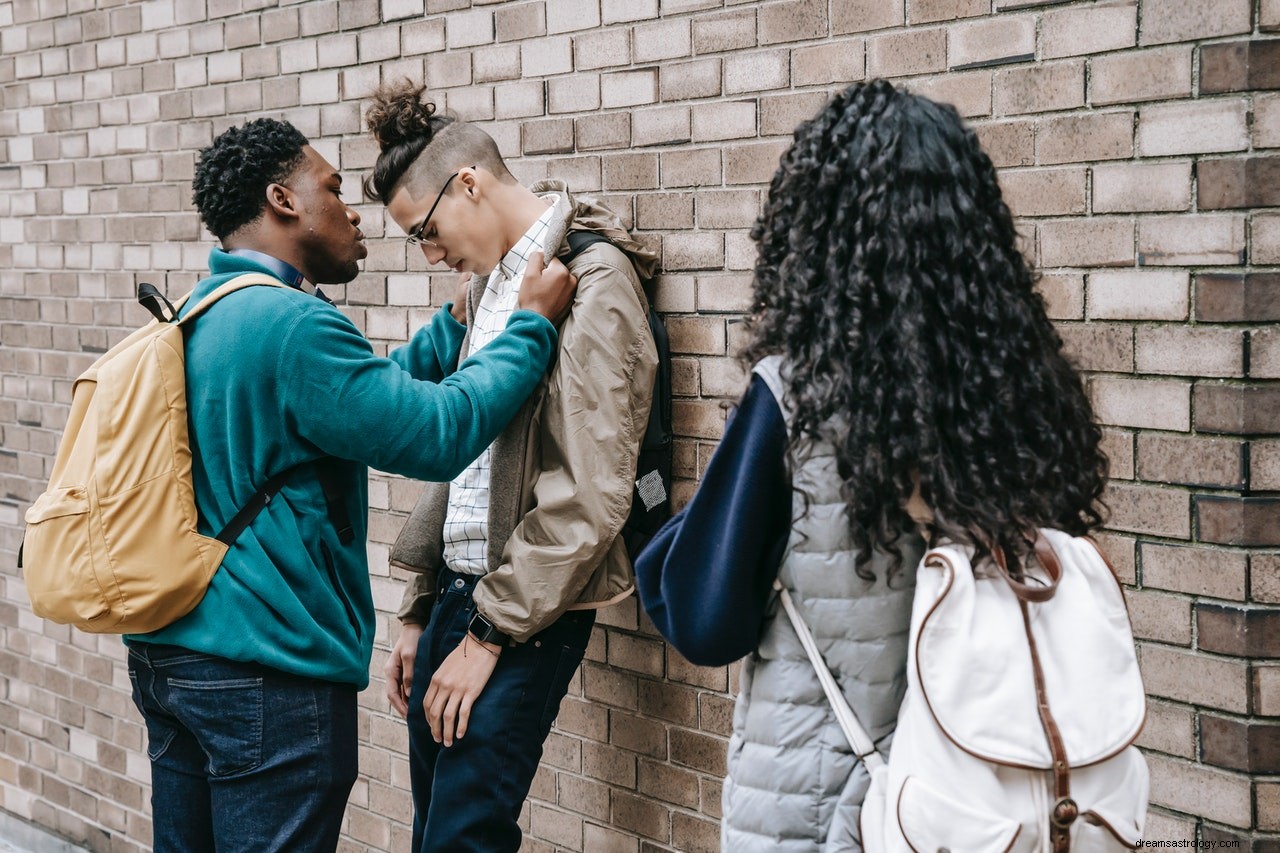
396, 571, 437, 625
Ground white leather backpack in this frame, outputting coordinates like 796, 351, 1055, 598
778, 528, 1149, 853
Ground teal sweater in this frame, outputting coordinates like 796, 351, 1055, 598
125, 249, 556, 688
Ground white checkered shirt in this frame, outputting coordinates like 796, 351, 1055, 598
441, 202, 556, 575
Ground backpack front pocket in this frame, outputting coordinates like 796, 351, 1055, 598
897, 775, 1022, 853
23, 487, 110, 624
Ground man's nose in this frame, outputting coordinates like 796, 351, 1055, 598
347, 206, 361, 227
423, 243, 445, 265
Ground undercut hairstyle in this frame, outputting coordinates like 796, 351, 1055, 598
740, 79, 1107, 577
192, 118, 309, 240
363, 80, 514, 205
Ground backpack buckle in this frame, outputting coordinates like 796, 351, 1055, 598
1050, 796, 1078, 829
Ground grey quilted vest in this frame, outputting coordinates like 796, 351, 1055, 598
721, 356, 924, 853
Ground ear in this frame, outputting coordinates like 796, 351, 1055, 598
265, 183, 301, 221
456, 167, 481, 201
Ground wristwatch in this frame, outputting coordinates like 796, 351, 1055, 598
468, 611, 511, 647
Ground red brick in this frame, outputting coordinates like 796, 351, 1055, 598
1137, 215, 1246, 267
1127, 587, 1191, 645
1135, 700, 1195, 758
637, 759, 700, 809
1141, 542, 1248, 600
692, 9, 757, 54
1091, 46, 1193, 105
1040, 1, 1136, 59
1144, 753, 1251, 828
1058, 322, 1133, 373
949, 15, 1034, 70
998, 167, 1085, 217
993, 60, 1084, 115
1099, 427, 1135, 480
633, 106, 691, 148
1139, 644, 1249, 714
1137, 100, 1250, 157
1039, 218, 1134, 268
659, 59, 720, 102
974, 118, 1035, 167
906, 70, 991, 118
907, 0, 986, 23
1102, 481, 1191, 538
1250, 213, 1280, 265
1090, 376, 1191, 431
758, 0, 828, 45
611, 790, 669, 841
1192, 272, 1280, 322
633, 19, 692, 63
573, 27, 628, 68
1135, 326, 1244, 378
792, 41, 865, 86
1136, 434, 1246, 488
1197, 496, 1280, 547
1255, 552, 1280, 603
867, 28, 946, 77
671, 812, 720, 853
1036, 272, 1083, 320
1092, 160, 1190, 213
1194, 383, 1280, 435
1087, 270, 1188, 321
832, 0, 905, 34
1139, 0, 1251, 47
1256, 327, 1280, 379
1258, 93, 1280, 148
1201, 39, 1280, 94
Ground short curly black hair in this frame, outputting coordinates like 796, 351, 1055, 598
192, 118, 309, 239
741, 80, 1107, 577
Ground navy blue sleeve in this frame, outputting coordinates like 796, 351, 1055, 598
634, 374, 791, 667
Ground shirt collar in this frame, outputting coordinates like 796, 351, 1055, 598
225, 248, 315, 294
495, 202, 556, 283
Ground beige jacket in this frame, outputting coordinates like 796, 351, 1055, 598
391, 181, 659, 643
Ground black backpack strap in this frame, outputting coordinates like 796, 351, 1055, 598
558, 229, 674, 558
316, 461, 354, 545
138, 282, 178, 323
562, 230, 613, 266
215, 460, 352, 546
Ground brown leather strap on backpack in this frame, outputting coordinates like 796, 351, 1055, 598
1008, 532, 1076, 852
991, 534, 1062, 603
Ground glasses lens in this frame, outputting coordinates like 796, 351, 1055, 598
405, 171, 460, 249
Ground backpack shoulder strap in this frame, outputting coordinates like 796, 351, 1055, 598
561, 230, 614, 266
773, 578, 886, 771
215, 459, 353, 547
177, 273, 294, 327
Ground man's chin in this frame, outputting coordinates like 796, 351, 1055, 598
315, 262, 361, 286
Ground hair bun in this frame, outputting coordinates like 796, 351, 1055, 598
365, 80, 438, 150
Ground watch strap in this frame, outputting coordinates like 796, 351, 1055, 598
468, 611, 511, 647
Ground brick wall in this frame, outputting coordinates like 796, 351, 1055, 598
1, 0, 1277, 850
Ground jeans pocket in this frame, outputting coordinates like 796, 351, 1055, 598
130, 668, 179, 763
166, 676, 265, 777
537, 643, 587, 734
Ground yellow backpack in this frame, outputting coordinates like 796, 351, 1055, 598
20, 273, 348, 633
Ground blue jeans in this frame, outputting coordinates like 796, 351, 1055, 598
127, 643, 358, 853
408, 569, 595, 853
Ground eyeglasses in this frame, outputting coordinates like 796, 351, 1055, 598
405, 169, 464, 248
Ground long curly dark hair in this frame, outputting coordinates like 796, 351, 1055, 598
740, 80, 1106, 575
192, 118, 308, 239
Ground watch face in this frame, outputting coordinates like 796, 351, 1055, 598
468, 612, 506, 645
